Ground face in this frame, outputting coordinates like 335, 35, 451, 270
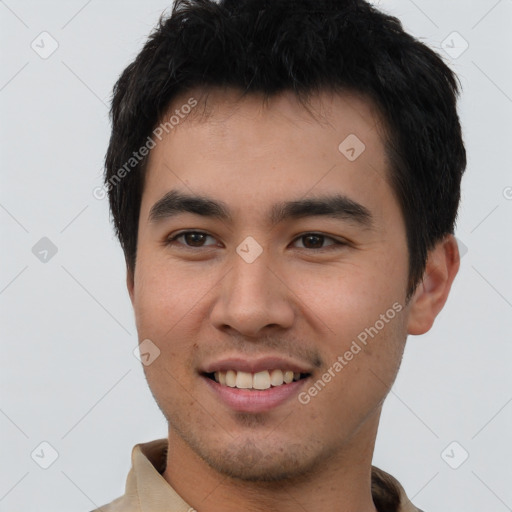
129, 88, 413, 481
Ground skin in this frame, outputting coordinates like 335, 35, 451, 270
127, 87, 460, 512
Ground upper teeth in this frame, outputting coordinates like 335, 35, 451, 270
213, 369, 302, 390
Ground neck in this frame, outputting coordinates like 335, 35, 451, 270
163, 412, 381, 512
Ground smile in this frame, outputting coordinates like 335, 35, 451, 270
206, 369, 310, 390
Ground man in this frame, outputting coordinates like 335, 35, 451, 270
95, 0, 465, 510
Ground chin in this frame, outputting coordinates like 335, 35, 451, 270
164, 401, 332, 482
196, 436, 325, 483
206, 452, 308, 482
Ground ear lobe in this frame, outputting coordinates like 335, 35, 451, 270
407, 235, 460, 335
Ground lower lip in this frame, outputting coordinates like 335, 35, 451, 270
202, 375, 308, 413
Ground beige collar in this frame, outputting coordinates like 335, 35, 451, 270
94, 438, 422, 512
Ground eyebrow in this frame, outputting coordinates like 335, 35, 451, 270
148, 189, 374, 229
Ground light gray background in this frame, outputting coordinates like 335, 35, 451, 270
1, 0, 511, 510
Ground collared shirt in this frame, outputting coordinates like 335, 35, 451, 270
92, 439, 423, 512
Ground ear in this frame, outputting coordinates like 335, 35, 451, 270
127, 267, 135, 305
407, 234, 460, 335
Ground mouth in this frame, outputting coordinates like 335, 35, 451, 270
201, 368, 312, 413
200, 356, 314, 412
203, 369, 311, 390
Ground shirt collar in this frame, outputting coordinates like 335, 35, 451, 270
119, 438, 421, 512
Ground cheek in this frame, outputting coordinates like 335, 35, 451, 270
132, 262, 200, 392
290, 257, 405, 331
132, 253, 177, 344
132, 269, 168, 335
287, 261, 408, 398
131, 253, 215, 350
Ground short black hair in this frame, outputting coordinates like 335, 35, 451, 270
105, 0, 466, 301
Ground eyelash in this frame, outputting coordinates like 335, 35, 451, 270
165, 231, 347, 251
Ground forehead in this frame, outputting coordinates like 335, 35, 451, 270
167, 86, 387, 151
141, 87, 394, 227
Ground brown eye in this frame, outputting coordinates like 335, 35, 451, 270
166, 231, 218, 248
302, 234, 324, 248
183, 232, 207, 246
293, 233, 342, 250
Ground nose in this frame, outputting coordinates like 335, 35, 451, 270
209, 248, 295, 338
